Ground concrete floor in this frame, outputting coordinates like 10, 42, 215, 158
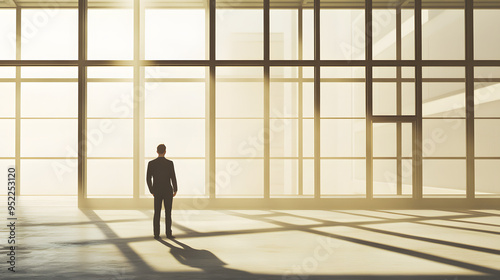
1, 197, 500, 280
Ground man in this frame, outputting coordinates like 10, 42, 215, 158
146, 144, 178, 239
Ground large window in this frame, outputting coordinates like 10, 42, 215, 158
1, 0, 500, 206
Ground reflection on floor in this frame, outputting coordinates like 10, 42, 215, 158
2, 197, 500, 279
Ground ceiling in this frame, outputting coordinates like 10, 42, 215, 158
0, 0, 497, 9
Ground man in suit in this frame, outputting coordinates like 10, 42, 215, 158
146, 144, 178, 239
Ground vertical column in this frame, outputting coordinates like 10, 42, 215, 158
133, 0, 145, 200
15, 7, 20, 197
465, 0, 474, 199
414, 0, 423, 199
313, 0, 320, 199
78, 0, 88, 207
298, 6, 304, 196
264, 0, 270, 199
209, 0, 216, 199
365, 0, 373, 199
396, 5, 402, 195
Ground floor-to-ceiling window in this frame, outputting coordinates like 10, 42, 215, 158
1, 0, 499, 208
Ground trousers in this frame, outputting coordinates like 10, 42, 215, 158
153, 194, 173, 237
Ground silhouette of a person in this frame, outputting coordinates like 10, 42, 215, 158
146, 144, 178, 239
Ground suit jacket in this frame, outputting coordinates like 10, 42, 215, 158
146, 157, 178, 196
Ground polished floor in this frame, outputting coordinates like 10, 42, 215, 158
1, 197, 500, 280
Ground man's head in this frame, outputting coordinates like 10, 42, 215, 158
157, 144, 166, 157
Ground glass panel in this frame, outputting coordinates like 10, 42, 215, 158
144, 9, 205, 60
401, 9, 415, 60
88, 67, 133, 79
21, 9, 78, 60
321, 160, 365, 195
321, 9, 365, 60
402, 123, 413, 158
0, 10, 15, 60
21, 67, 78, 78
216, 159, 263, 196
0, 120, 15, 157
87, 83, 134, 118
321, 83, 365, 117
146, 83, 205, 118
474, 83, 500, 118
21, 83, 78, 117
373, 9, 396, 60
0, 83, 15, 117
270, 9, 298, 60
423, 83, 465, 117
303, 119, 314, 157
88, 9, 133, 60
422, 8, 465, 60
423, 119, 465, 157
216, 119, 264, 158
87, 159, 133, 197
145, 119, 205, 158
303, 159, 314, 195
270, 159, 298, 196
373, 160, 397, 195
216, 67, 263, 118
373, 83, 397, 115
21, 120, 78, 157
475, 120, 500, 157
402, 82, 415, 115
21, 159, 77, 195
303, 9, 314, 60
423, 160, 466, 196
87, 119, 133, 157
321, 119, 365, 157
373, 123, 396, 158
474, 10, 500, 60
475, 160, 500, 196
402, 159, 413, 195
270, 119, 298, 158
216, 6, 263, 60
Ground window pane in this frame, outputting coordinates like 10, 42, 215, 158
21, 67, 78, 78
423, 160, 465, 196
88, 83, 134, 118
270, 9, 298, 60
474, 10, 500, 60
0, 120, 15, 157
321, 9, 365, 60
145, 9, 205, 60
321, 119, 365, 157
373, 160, 397, 195
0, 83, 15, 117
321, 83, 365, 117
422, 119, 465, 157
216, 8, 263, 60
21, 9, 78, 60
270, 119, 298, 157
87, 159, 133, 197
475, 160, 500, 196
474, 82, 500, 118
87, 119, 133, 157
21, 159, 77, 195
0, 10, 16, 60
373, 83, 397, 115
216, 119, 263, 157
422, 9, 464, 60
21, 83, 78, 117
303, 119, 314, 157
146, 83, 205, 118
373, 9, 396, 60
401, 9, 415, 60
423, 83, 465, 117
21, 120, 77, 157
475, 120, 500, 157
373, 123, 396, 158
145, 119, 205, 158
321, 160, 365, 195
216, 159, 263, 196
88, 9, 133, 60
270, 159, 298, 196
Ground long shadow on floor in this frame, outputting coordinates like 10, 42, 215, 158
156, 238, 253, 278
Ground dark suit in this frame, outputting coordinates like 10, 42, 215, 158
146, 157, 178, 237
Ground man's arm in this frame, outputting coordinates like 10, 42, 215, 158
171, 162, 178, 196
146, 162, 154, 195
